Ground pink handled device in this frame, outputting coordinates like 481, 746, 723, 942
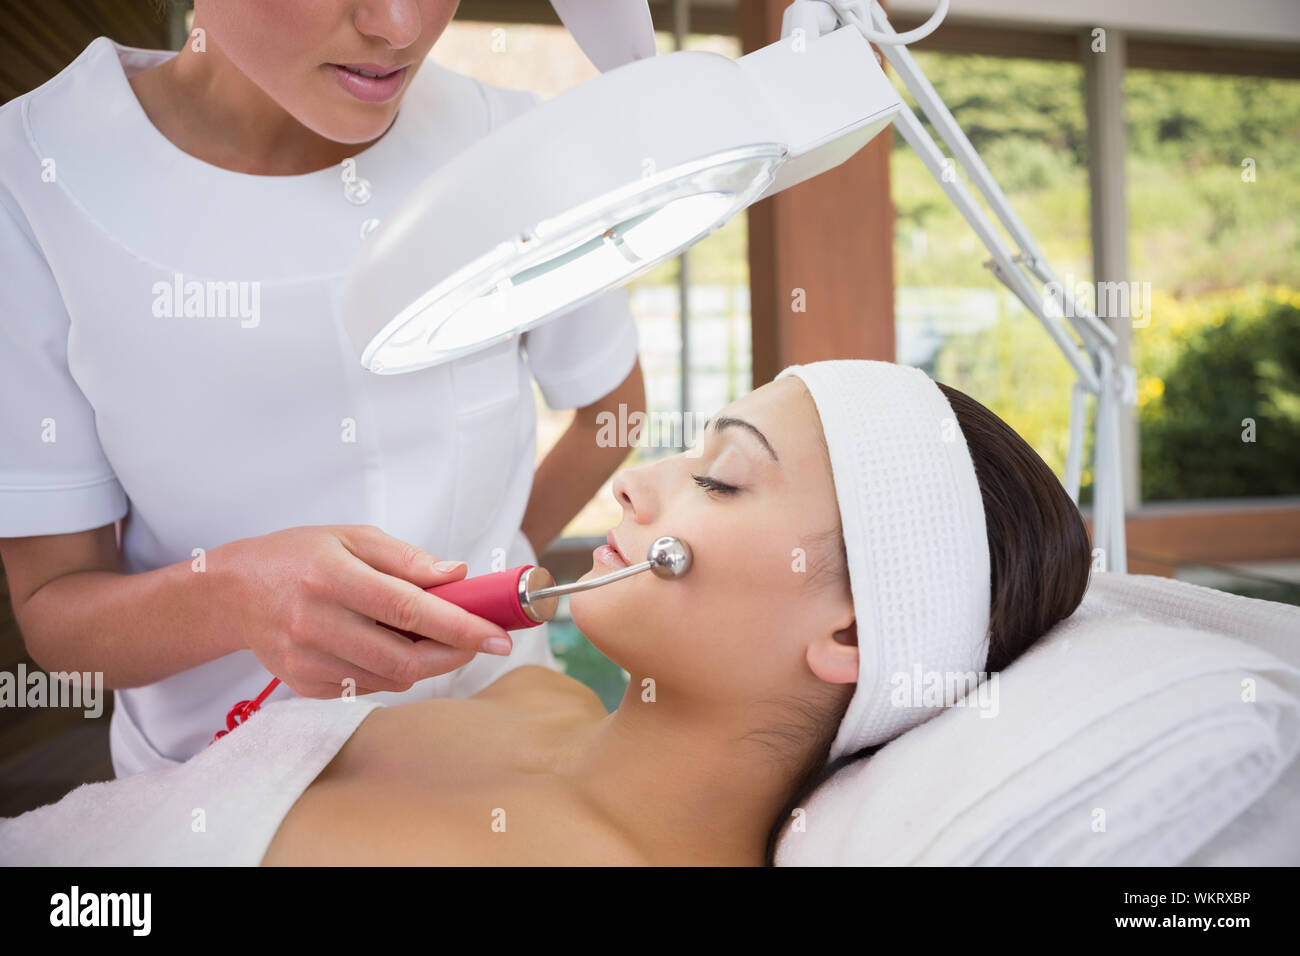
421, 565, 557, 631
415, 535, 691, 633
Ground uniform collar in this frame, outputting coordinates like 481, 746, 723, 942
23, 37, 462, 282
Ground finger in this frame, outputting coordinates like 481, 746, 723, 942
347, 624, 482, 687
280, 677, 348, 699
400, 638, 478, 684
280, 645, 417, 695
314, 611, 488, 687
334, 525, 469, 589
335, 561, 513, 651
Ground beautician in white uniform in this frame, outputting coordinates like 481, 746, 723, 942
0, 1, 644, 776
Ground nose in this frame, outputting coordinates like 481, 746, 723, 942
354, 0, 423, 49
612, 462, 658, 526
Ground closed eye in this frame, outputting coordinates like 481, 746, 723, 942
692, 474, 740, 496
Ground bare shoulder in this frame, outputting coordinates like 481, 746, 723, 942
475, 664, 608, 719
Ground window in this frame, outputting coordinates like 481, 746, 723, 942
890, 52, 1094, 495
1125, 68, 1300, 502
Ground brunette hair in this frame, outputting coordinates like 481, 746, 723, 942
762, 380, 1093, 865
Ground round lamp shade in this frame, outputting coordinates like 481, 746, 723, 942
340, 50, 788, 373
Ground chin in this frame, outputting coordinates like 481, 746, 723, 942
309, 109, 397, 145
293, 84, 401, 144
568, 581, 630, 662
567, 579, 601, 635
569, 571, 683, 685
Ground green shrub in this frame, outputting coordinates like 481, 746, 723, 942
1138, 288, 1300, 499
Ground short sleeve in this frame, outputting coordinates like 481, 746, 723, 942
522, 283, 641, 410
495, 88, 640, 410
0, 189, 127, 536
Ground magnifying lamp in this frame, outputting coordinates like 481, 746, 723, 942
339, 17, 903, 374
339, 0, 1133, 572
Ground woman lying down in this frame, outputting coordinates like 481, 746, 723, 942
0, 360, 1091, 866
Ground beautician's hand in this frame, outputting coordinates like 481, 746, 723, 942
212, 525, 513, 698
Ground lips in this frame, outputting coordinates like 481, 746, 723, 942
606, 530, 626, 563
337, 62, 404, 78
594, 530, 630, 569
327, 62, 408, 104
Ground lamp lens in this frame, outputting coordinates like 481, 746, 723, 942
363, 145, 784, 373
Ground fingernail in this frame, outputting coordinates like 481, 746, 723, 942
434, 560, 466, 573
482, 637, 512, 656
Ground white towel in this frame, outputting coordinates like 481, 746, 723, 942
774, 572, 1300, 866
0, 696, 380, 866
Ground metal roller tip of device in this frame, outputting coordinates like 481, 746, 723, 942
647, 535, 692, 579
522, 534, 694, 609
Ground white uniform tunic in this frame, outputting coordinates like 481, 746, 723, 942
0, 38, 639, 776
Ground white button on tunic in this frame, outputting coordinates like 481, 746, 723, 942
0, 39, 640, 776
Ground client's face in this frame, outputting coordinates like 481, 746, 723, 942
571, 377, 858, 707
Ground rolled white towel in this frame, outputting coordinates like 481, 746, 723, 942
0, 697, 381, 866
774, 573, 1300, 866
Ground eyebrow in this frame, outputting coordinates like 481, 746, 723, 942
706, 415, 780, 462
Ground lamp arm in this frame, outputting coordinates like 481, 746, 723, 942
865, 3, 1116, 355
809, 0, 1132, 569
889, 100, 1102, 392
893, 96, 1131, 572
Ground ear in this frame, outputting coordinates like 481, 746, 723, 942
806, 620, 858, 685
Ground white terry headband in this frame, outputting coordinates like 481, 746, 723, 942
776, 360, 992, 763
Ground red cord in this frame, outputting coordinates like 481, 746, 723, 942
210, 622, 422, 744
210, 676, 281, 744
